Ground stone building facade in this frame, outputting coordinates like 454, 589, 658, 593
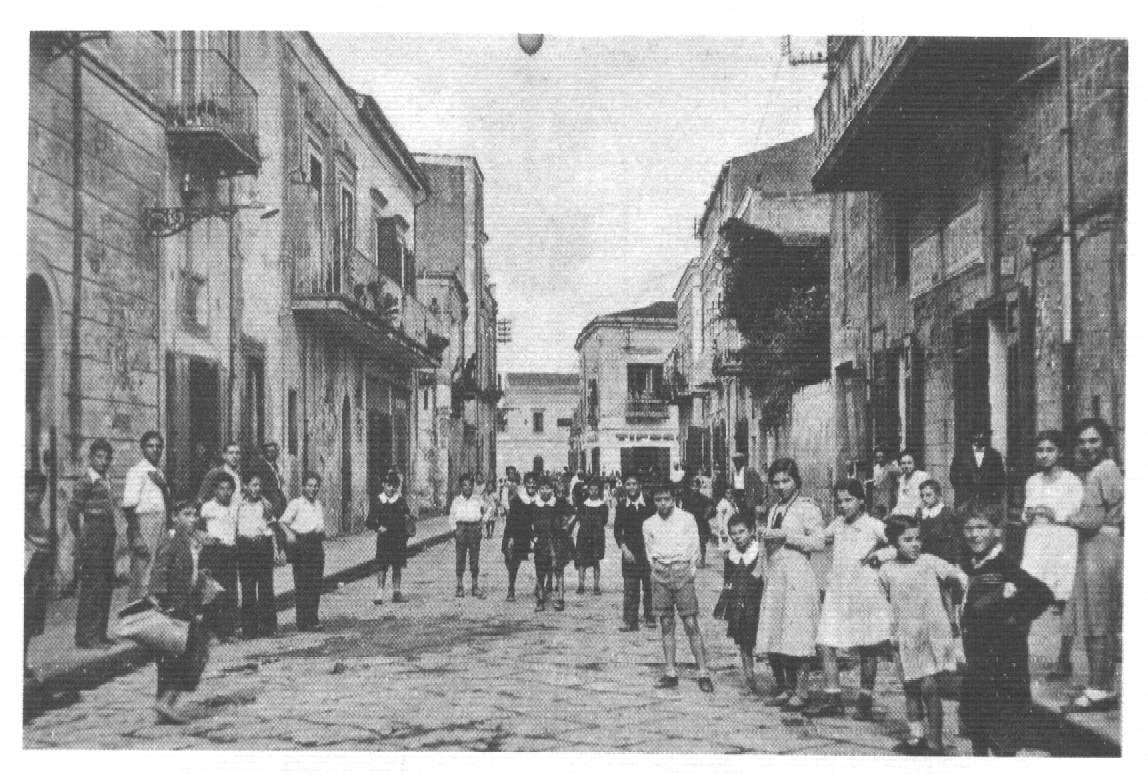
26, 32, 452, 581
572, 302, 680, 480
497, 372, 580, 477
414, 154, 500, 503
815, 37, 1126, 502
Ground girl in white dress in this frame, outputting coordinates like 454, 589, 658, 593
804, 478, 894, 720
1020, 430, 1083, 607
711, 490, 738, 555
756, 458, 826, 714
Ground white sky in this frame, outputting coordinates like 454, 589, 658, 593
314, 35, 826, 372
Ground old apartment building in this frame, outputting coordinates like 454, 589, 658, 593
815, 37, 1126, 499
27, 32, 463, 578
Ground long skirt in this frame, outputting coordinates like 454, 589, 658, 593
757, 548, 819, 658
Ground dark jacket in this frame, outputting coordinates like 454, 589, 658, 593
149, 525, 205, 620
950, 445, 1006, 507
614, 494, 655, 575
918, 505, 963, 565
682, 491, 714, 538
247, 456, 287, 519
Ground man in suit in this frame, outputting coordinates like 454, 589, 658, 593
614, 474, 656, 631
949, 430, 1006, 509
866, 447, 897, 518
729, 453, 764, 518
68, 439, 118, 648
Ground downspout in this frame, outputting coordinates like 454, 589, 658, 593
865, 193, 874, 466
68, 46, 84, 459
1059, 38, 1076, 431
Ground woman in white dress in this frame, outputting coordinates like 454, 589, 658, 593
756, 458, 826, 714
1020, 429, 1083, 608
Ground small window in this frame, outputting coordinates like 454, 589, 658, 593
557, 417, 573, 428
533, 411, 545, 434
338, 186, 355, 259
287, 388, 298, 455
180, 271, 208, 331
309, 155, 323, 195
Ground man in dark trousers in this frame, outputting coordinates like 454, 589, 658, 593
949, 430, 1006, 509
729, 453, 764, 516
68, 438, 118, 648
248, 440, 287, 519
614, 474, 656, 631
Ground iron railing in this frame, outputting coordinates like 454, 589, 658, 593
165, 48, 259, 167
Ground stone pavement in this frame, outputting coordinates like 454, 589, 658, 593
23, 523, 1120, 754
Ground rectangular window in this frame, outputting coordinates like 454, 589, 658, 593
376, 216, 403, 285
626, 364, 664, 397
287, 388, 298, 455
533, 410, 545, 434
338, 186, 355, 260
557, 417, 573, 428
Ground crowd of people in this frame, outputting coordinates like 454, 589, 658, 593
25, 417, 1122, 749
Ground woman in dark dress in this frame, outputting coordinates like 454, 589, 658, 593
575, 478, 608, 595
366, 471, 411, 605
533, 478, 574, 612
720, 512, 765, 692
503, 474, 536, 602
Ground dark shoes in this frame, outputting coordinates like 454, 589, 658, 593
471, 588, 485, 599
803, 693, 845, 718
1064, 693, 1119, 713
780, 695, 807, 714
852, 695, 875, 721
506, 591, 516, 602
592, 588, 603, 596
553, 599, 565, 611
1047, 663, 1074, 681
392, 592, 408, 603
535, 600, 546, 612
575, 587, 585, 595
655, 675, 679, 689
644, 618, 658, 629
698, 676, 714, 693
618, 624, 640, 632
762, 690, 791, 707
455, 587, 466, 598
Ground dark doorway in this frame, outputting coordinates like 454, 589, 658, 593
366, 410, 393, 498
393, 388, 411, 479
953, 311, 990, 448
341, 395, 353, 533
26, 275, 53, 472
167, 354, 221, 499
621, 446, 671, 485
240, 351, 265, 455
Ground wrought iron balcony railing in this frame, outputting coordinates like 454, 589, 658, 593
164, 48, 260, 175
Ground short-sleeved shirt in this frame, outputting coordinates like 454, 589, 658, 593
281, 496, 325, 535
201, 499, 237, 545
122, 458, 168, 514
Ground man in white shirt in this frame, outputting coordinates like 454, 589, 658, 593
122, 431, 170, 598
449, 474, 486, 598
643, 483, 713, 693
281, 471, 327, 631
891, 451, 931, 517
196, 442, 243, 508
199, 473, 239, 640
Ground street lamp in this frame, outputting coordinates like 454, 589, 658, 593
141, 172, 279, 237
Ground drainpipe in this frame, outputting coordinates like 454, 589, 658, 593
1059, 38, 1076, 431
68, 46, 84, 459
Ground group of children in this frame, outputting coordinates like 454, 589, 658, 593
712, 458, 1054, 756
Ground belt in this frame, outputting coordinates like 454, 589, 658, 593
1098, 525, 1122, 537
652, 559, 693, 567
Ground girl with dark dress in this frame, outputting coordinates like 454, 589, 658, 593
367, 472, 411, 605
149, 501, 213, 724
719, 513, 764, 692
533, 478, 574, 612
574, 479, 608, 595
959, 504, 1053, 756
503, 475, 536, 601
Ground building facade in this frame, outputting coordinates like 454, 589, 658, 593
414, 154, 500, 503
497, 372, 580, 477
668, 134, 832, 493
27, 31, 451, 581
814, 37, 1126, 502
572, 302, 679, 480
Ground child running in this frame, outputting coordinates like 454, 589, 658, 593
717, 512, 764, 693
878, 515, 967, 756
960, 503, 1053, 756
574, 478, 608, 594
756, 458, 825, 713
804, 478, 894, 720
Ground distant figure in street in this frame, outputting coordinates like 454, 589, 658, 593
574, 478, 608, 595
646, 482, 713, 692
711, 488, 738, 556
917, 480, 963, 566
669, 462, 685, 486
148, 500, 213, 725
866, 447, 898, 516
729, 452, 763, 516
614, 475, 656, 631
482, 478, 501, 539
367, 471, 411, 605
681, 477, 714, 568
503, 474, 536, 601
248, 441, 287, 520
958, 503, 1053, 756
121, 431, 170, 600
234, 471, 277, 639
196, 441, 243, 508
949, 430, 1006, 510
891, 451, 930, 517
69, 438, 118, 649
281, 472, 327, 632
717, 513, 764, 693
25, 470, 53, 675
448, 474, 485, 599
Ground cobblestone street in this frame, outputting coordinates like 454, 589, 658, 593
27, 527, 993, 754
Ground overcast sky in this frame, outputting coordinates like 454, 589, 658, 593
315, 34, 826, 373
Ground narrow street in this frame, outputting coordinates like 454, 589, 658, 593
23, 530, 915, 753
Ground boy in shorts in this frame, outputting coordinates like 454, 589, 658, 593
643, 483, 713, 692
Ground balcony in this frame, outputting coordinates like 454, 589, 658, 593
625, 397, 670, 424
293, 247, 448, 368
812, 37, 1034, 192
711, 319, 746, 376
163, 49, 260, 176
